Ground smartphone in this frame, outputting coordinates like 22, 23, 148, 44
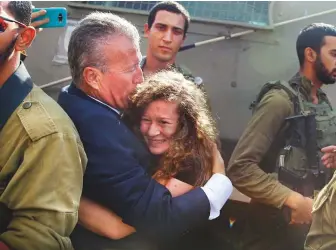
32, 7, 67, 28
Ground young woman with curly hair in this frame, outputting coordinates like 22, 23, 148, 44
78, 70, 229, 244
130, 70, 219, 187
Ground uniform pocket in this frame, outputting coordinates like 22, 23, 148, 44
313, 173, 336, 212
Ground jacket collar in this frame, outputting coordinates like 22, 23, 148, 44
67, 83, 122, 117
0, 62, 33, 131
140, 56, 178, 72
289, 72, 327, 102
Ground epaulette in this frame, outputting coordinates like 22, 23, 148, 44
176, 64, 203, 86
17, 88, 58, 142
249, 80, 301, 114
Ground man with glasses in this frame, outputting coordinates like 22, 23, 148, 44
0, 2, 87, 250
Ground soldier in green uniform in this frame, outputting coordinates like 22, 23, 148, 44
0, 2, 87, 250
227, 23, 336, 250
140, 1, 204, 89
305, 145, 336, 249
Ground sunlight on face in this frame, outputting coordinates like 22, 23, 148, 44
140, 99, 179, 155
99, 35, 143, 109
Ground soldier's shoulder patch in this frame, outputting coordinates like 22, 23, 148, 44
176, 64, 193, 77
175, 64, 204, 86
193, 76, 203, 86
17, 89, 58, 142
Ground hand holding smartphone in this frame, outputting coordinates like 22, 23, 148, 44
32, 7, 67, 29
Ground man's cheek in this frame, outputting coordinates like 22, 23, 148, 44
0, 36, 11, 51
0, 43, 8, 53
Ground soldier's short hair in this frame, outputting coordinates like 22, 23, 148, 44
147, 1, 190, 37
296, 23, 336, 66
7, 1, 33, 26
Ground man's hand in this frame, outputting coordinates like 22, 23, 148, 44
321, 145, 336, 168
31, 9, 49, 33
285, 191, 313, 224
212, 144, 225, 174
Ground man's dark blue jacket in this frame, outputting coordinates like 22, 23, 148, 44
57, 84, 210, 238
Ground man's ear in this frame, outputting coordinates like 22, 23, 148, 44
144, 23, 150, 38
304, 47, 317, 63
83, 67, 102, 91
15, 26, 36, 52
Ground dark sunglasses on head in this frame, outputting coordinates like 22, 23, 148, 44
0, 15, 26, 33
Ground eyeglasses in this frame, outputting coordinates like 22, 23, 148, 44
0, 15, 26, 33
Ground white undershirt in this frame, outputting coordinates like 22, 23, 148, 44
87, 95, 121, 116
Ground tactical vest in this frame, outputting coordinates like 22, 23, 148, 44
251, 80, 336, 193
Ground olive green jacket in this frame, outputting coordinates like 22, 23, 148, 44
305, 171, 336, 250
140, 57, 211, 109
0, 69, 87, 250
227, 73, 326, 208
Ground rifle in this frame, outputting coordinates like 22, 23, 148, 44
276, 113, 325, 222
278, 113, 326, 198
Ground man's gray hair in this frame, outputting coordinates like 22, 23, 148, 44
68, 12, 140, 85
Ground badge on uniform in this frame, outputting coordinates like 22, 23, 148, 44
194, 76, 203, 86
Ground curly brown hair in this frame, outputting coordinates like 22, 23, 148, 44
129, 70, 218, 186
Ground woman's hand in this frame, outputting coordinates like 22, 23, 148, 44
79, 197, 136, 240
212, 144, 225, 174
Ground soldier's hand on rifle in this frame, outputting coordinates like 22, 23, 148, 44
321, 145, 336, 168
31, 9, 49, 33
285, 191, 313, 224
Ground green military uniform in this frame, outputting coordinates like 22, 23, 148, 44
305, 172, 336, 250
0, 63, 87, 250
140, 57, 211, 111
226, 72, 335, 250
140, 57, 202, 85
